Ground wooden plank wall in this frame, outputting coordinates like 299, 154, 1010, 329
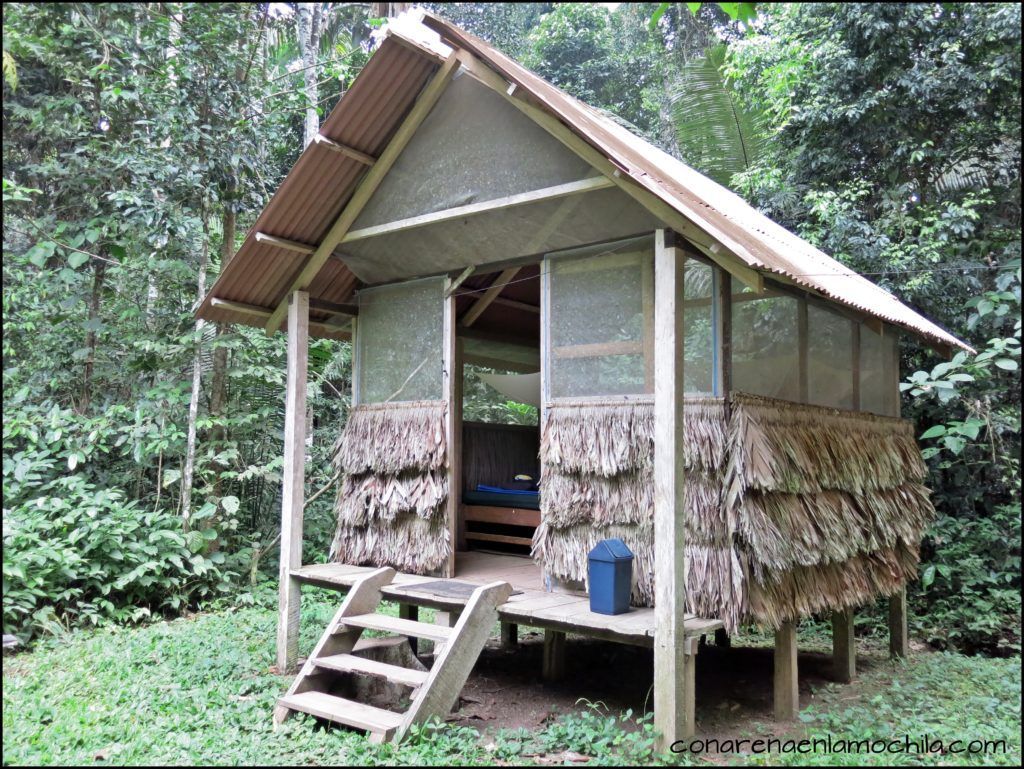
461, 421, 540, 492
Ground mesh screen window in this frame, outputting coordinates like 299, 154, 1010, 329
548, 240, 653, 398
356, 277, 445, 404
731, 278, 800, 401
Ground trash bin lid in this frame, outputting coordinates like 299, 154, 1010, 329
588, 538, 634, 562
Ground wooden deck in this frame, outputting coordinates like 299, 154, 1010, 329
293, 552, 723, 647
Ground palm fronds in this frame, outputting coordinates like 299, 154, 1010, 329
669, 44, 767, 186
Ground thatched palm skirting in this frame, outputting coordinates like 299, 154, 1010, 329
330, 400, 450, 574
534, 394, 934, 632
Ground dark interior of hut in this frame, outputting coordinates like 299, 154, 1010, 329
453, 265, 542, 563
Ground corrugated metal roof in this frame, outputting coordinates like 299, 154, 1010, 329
196, 38, 437, 335
414, 12, 970, 353
197, 11, 969, 353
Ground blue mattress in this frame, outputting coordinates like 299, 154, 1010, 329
463, 485, 540, 510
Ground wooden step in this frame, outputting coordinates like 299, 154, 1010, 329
314, 653, 429, 688
338, 613, 454, 642
278, 691, 403, 740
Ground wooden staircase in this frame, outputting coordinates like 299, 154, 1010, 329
274, 567, 512, 743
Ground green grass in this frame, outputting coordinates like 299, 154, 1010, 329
3, 588, 1020, 766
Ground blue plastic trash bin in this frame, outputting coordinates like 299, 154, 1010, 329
588, 538, 633, 615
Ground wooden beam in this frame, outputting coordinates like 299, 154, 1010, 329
211, 297, 351, 338
773, 621, 799, 720
276, 291, 309, 674
456, 325, 539, 350
342, 176, 614, 244
459, 267, 520, 328
264, 53, 461, 335
542, 629, 566, 681
461, 353, 538, 374
500, 621, 518, 649
255, 232, 316, 254
889, 588, 909, 658
552, 340, 643, 359
714, 267, 732, 399
308, 298, 358, 317
452, 51, 765, 294
399, 603, 419, 655
851, 320, 862, 411
832, 607, 856, 683
312, 134, 376, 166
642, 253, 654, 393
797, 297, 809, 402
653, 229, 690, 749
445, 266, 476, 298
489, 296, 539, 314
706, 243, 763, 294
442, 283, 459, 578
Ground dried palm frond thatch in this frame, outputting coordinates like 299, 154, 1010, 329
533, 393, 935, 632
330, 400, 450, 574
334, 400, 447, 475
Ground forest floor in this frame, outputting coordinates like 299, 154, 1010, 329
3, 586, 1020, 766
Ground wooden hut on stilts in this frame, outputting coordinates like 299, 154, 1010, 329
196, 9, 970, 747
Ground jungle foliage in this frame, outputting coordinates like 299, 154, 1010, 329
2, 3, 1021, 658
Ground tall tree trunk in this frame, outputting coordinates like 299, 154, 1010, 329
208, 202, 236, 435
80, 259, 107, 414
296, 3, 324, 149
370, 3, 411, 17
181, 204, 211, 529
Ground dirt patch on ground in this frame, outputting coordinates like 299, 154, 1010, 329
446, 630, 882, 741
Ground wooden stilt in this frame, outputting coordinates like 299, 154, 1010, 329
832, 607, 856, 682
276, 290, 309, 674
431, 609, 461, 662
653, 229, 691, 748
542, 629, 565, 682
889, 588, 909, 658
714, 628, 730, 648
399, 604, 419, 655
682, 637, 698, 738
773, 620, 798, 720
500, 621, 518, 649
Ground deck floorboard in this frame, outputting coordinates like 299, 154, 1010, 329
292, 552, 723, 645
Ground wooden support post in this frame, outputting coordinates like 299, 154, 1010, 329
714, 267, 731, 400
773, 621, 799, 721
500, 621, 518, 649
443, 284, 461, 574
431, 609, 461, 662
276, 290, 309, 674
714, 628, 730, 648
889, 588, 909, 658
682, 637, 698, 738
653, 229, 690, 749
832, 607, 856, 683
399, 604, 419, 656
851, 321, 861, 411
543, 629, 566, 682
797, 297, 809, 402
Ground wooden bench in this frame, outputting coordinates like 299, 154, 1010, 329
461, 504, 540, 548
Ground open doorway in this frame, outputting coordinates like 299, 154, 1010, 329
453, 264, 542, 572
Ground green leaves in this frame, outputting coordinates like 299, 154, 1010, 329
670, 44, 768, 186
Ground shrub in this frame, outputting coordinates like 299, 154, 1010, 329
912, 502, 1022, 656
2, 401, 236, 641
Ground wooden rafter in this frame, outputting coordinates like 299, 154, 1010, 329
458, 267, 519, 328
489, 296, 539, 314
313, 134, 377, 166
255, 232, 316, 254
263, 53, 461, 335
211, 297, 350, 337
